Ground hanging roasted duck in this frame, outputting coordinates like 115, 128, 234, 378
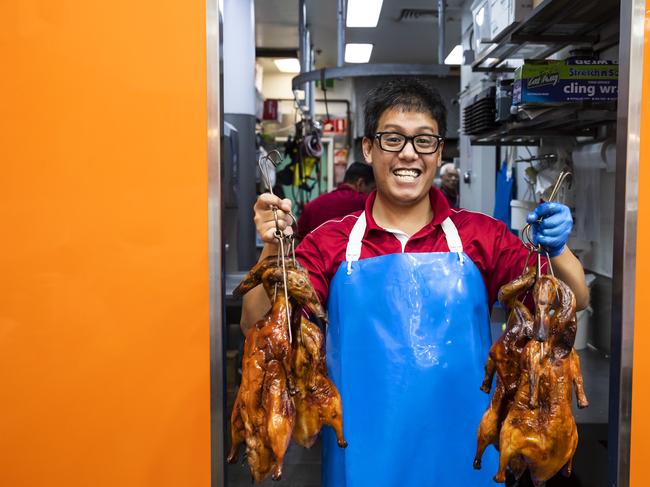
291, 313, 347, 449
234, 256, 324, 387
227, 255, 346, 483
474, 266, 536, 469
494, 274, 589, 486
228, 300, 293, 481
229, 152, 346, 483
227, 257, 323, 482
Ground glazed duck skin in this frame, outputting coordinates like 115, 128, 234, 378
234, 257, 326, 321
227, 326, 274, 482
263, 359, 295, 481
228, 258, 343, 483
474, 267, 536, 469
494, 274, 589, 486
494, 343, 588, 485
227, 322, 267, 459
261, 266, 326, 320
291, 315, 347, 449
480, 267, 537, 394
232, 255, 292, 297
254, 293, 293, 388
227, 287, 294, 482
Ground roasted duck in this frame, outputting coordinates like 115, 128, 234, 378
234, 256, 325, 323
233, 255, 290, 291
291, 314, 347, 449
474, 267, 536, 469
228, 290, 292, 482
263, 359, 295, 480
494, 274, 589, 486
228, 256, 345, 483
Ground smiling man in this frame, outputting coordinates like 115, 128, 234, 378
242, 78, 588, 487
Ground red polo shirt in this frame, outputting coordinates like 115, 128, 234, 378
296, 184, 368, 238
296, 187, 546, 308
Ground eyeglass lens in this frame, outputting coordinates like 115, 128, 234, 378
378, 133, 440, 153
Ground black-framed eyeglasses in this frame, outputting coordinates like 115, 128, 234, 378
374, 132, 444, 155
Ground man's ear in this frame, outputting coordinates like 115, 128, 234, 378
353, 178, 364, 192
436, 142, 445, 168
362, 137, 373, 164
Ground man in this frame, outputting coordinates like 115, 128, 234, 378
243, 78, 588, 487
439, 162, 460, 208
297, 162, 375, 238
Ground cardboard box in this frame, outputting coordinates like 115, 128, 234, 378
512, 59, 619, 106
472, 0, 492, 48
488, 0, 534, 41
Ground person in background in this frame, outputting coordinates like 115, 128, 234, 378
438, 162, 460, 208
296, 161, 375, 238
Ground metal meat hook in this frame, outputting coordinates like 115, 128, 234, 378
257, 149, 294, 343
520, 169, 572, 279
258, 149, 298, 249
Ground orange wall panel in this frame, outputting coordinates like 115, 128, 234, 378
631, 4, 650, 486
0, 1, 211, 486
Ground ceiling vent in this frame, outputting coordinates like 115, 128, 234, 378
397, 9, 438, 22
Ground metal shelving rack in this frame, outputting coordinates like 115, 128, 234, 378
466, 0, 620, 145
472, 0, 620, 73
470, 105, 617, 145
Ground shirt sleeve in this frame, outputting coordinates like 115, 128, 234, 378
487, 221, 548, 308
295, 231, 329, 306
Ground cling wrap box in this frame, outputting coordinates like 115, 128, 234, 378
512, 59, 619, 106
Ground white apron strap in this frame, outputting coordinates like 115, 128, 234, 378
345, 213, 367, 274
440, 217, 465, 264
345, 213, 465, 274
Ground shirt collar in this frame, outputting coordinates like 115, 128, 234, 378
364, 186, 452, 236
335, 183, 356, 192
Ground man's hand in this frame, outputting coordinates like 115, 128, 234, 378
242, 194, 294, 332
254, 194, 294, 246
526, 202, 573, 257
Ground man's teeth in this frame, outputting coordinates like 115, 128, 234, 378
393, 169, 421, 178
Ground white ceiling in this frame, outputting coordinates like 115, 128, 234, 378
255, 0, 466, 71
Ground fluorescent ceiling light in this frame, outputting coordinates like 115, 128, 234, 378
347, 0, 383, 27
444, 45, 464, 65
345, 43, 373, 63
273, 58, 301, 73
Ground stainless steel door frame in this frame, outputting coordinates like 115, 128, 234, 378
208, 0, 224, 485
610, 1, 645, 485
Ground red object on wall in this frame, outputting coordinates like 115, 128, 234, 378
322, 118, 346, 133
263, 99, 279, 120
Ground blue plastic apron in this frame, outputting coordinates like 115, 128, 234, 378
322, 213, 498, 487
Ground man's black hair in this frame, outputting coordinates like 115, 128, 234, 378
343, 162, 375, 184
363, 78, 447, 138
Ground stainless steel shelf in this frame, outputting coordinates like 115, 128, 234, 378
472, 0, 620, 73
469, 105, 616, 146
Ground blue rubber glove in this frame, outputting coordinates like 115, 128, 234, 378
526, 202, 573, 257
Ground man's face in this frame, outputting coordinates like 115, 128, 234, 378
362, 108, 443, 207
441, 168, 460, 192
